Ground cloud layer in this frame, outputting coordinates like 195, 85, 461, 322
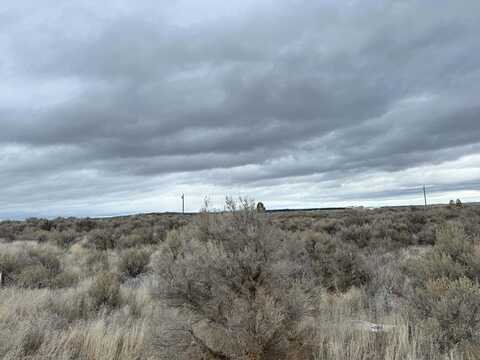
1, 0, 480, 218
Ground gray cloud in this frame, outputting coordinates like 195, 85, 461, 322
1, 0, 480, 218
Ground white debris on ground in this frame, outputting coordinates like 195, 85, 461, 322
350, 320, 396, 333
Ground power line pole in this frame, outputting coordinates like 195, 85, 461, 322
423, 185, 427, 208
181, 193, 185, 214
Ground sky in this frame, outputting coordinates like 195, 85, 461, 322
1, 0, 480, 219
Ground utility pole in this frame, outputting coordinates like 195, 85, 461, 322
423, 185, 427, 208
181, 193, 185, 214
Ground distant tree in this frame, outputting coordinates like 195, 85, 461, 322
456, 199, 463, 207
256, 202, 266, 213
449, 200, 455, 207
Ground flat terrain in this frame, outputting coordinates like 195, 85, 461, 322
1, 202, 480, 359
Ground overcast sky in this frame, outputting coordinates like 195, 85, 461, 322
1, 0, 480, 219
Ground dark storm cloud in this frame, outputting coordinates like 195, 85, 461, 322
1, 0, 480, 217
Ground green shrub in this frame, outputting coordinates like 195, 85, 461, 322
407, 223, 480, 352
340, 224, 372, 248
413, 277, 480, 352
406, 223, 480, 286
118, 248, 150, 279
304, 231, 371, 291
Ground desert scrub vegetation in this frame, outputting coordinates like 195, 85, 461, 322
0, 242, 77, 288
118, 248, 151, 279
405, 224, 480, 354
150, 199, 313, 359
1, 203, 480, 358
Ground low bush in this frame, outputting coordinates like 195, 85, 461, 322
415, 223, 437, 245
304, 231, 371, 292
118, 248, 150, 279
50, 271, 79, 289
16, 265, 52, 288
407, 223, 480, 353
0, 221, 23, 241
49, 230, 78, 248
0, 244, 76, 289
29, 247, 62, 275
406, 223, 480, 286
18, 228, 51, 243
116, 226, 163, 248
339, 224, 372, 248
0, 253, 21, 285
87, 229, 115, 250
74, 218, 97, 233
88, 272, 122, 310
414, 277, 480, 353
116, 233, 144, 248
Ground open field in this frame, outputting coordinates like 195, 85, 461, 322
1, 200, 480, 359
